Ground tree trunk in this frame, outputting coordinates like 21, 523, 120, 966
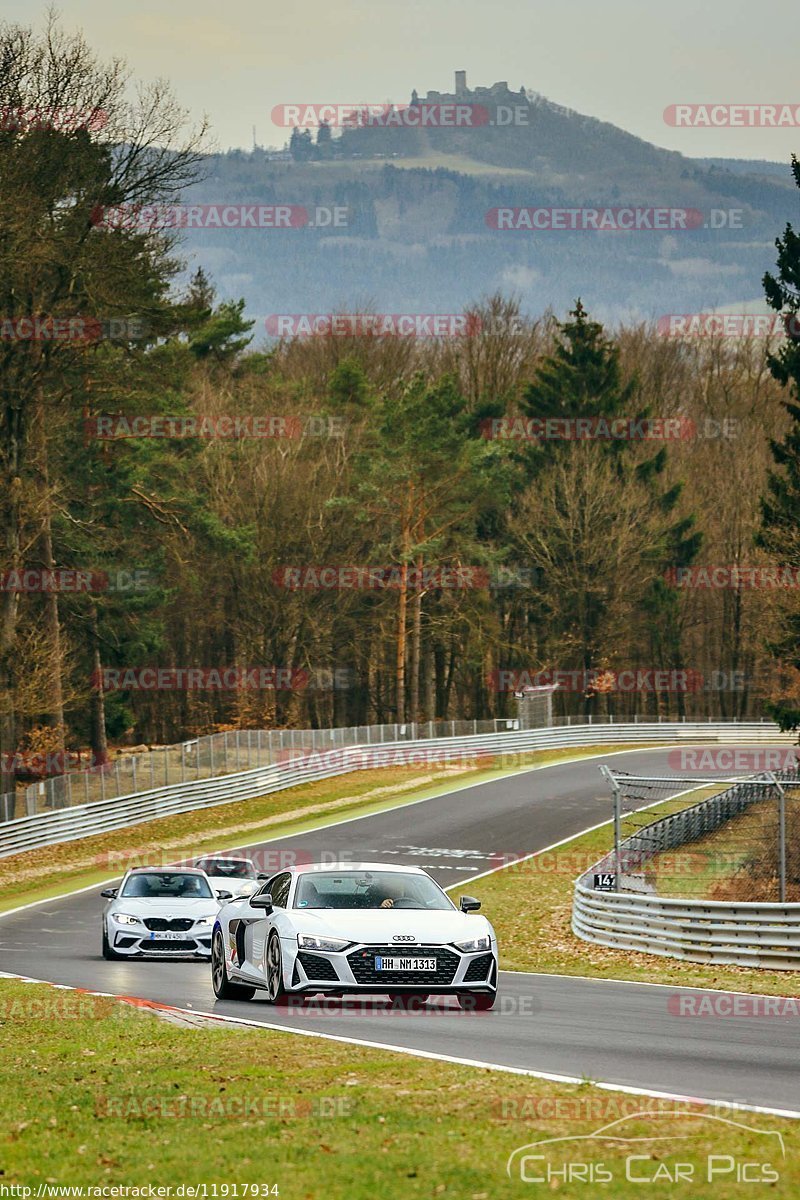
88, 605, 109, 767
396, 564, 408, 724
409, 557, 423, 725
423, 636, 436, 724
0, 449, 23, 797
39, 425, 65, 740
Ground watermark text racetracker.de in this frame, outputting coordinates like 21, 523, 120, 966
1, 316, 148, 343
489, 668, 748, 693
485, 207, 743, 231
658, 312, 800, 339
0, 106, 108, 131
96, 1093, 352, 1119
479, 415, 738, 441
83, 414, 345, 440
665, 564, 800, 589
665, 103, 800, 127
0, 568, 152, 594
91, 204, 349, 230
271, 101, 530, 128
265, 313, 478, 338
667, 747, 800, 773
91, 667, 360, 692
669, 992, 800, 1018
271, 564, 544, 590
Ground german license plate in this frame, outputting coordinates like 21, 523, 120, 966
149, 931, 187, 941
374, 956, 436, 971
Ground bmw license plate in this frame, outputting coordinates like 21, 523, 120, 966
149, 931, 187, 940
374, 956, 436, 971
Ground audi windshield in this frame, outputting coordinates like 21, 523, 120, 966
294, 871, 454, 910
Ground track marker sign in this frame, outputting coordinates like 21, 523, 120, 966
593, 872, 616, 891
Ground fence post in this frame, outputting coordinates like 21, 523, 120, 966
770, 773, 787, 903
600, 765, 622, 893
181, 743, 186, 783
131, 756, 138, 794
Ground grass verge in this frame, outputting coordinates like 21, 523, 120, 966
0, 977, 795, 1194
0, 744, 663, 914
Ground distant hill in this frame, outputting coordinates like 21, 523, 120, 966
176, 74, 798, 334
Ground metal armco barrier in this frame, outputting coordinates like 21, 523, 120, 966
0, 720, 791, 860
573, 888, 800, 970
574, 767, 800, 969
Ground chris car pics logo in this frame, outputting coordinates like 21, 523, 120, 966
506, 1111, 784, 1185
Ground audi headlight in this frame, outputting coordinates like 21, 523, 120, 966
297, 934, 351, 952
113, 913, 143, 926
454, 936, 490, 952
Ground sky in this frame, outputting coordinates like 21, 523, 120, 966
4, 0, 800, 163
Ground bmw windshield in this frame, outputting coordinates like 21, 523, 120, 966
195, 859, 256, 879
120, 873, 214, 899
293, 871, 454, 911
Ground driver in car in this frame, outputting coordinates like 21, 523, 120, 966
375, 877, 406, 908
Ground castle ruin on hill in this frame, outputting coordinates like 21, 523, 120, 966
411, 70, 528, 108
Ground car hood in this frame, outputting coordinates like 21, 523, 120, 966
289, 908, 494, 945
110, 898, 219, 918
206, 876, 257, 896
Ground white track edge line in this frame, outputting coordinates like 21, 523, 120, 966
1, 967, 798, 1121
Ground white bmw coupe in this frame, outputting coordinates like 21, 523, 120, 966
101, 867, 234, 960
211, 861, 498, 1010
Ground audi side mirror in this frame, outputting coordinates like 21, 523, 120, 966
460, 895, 481, 913
100, 888, 118, 900
250, 892, 274, 913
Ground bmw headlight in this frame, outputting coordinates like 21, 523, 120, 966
113, 913, 143, 926
194, 916, 215, 928
297, 934, 351, 952
454, 936, 490, 952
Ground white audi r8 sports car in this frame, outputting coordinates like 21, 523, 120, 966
101, 867, 234, 960
211, 861, 498, 1010
193, 856, 261, 898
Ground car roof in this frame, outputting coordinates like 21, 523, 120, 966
194, 856, 252, 865
290, 862, 429, 876
126, 866, 207, 876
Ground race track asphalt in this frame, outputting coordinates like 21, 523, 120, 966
2, 745, 798, 1114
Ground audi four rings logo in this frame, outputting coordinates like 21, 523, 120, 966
392, 935, 416, 942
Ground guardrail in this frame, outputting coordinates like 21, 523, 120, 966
0, 719, 791, 860
21, 718, 523, 817
573, 767, 800, 969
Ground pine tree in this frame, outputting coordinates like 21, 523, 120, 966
758, 155, 800, 729
517, 301, 700, 715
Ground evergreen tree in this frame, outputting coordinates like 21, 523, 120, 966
758, 155, 800, 729
316, 121, 333, 159
516, 301, 700, 714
